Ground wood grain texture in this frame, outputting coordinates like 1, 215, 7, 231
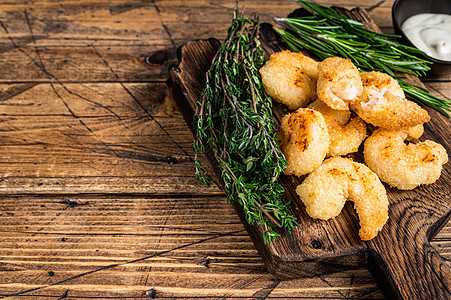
0, 195, 383, 299
0, 0, 399, 83
171, 38, 367, 279
0, 0, 449, 299
170, 5, 451, 299
333, 7, 451, 299
0, 82, 221, 195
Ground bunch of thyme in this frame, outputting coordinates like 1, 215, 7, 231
274, 0, 451, 116
193, 8, 298, 245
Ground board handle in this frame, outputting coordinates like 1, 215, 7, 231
367, 210, 451, 299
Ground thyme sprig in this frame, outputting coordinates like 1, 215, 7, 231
274, 0, 451, 116
193, 8, 298, 245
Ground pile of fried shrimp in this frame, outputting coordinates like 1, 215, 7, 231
260, 50, 449, 241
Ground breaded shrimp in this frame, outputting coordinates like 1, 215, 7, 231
296, 157, 389, 240
360, 71, 405, 99
260, 50, 319, 110
279, 108, 329, 176
404, 124, 424, 140
354, 72, 430, 129
309, 99, 367, 156
364, 128, 448, 190
317, 57, 363, 110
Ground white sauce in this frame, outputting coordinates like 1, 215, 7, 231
401, 13, 451, 61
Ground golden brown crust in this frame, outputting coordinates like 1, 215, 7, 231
403, 124, 424, 140
260, 50, 319, 110
317, 57, 363, 110
280, 108, 329, 176
364, 128, 448, 190
355, 93, 430, 129
359, 71, 405, 99
309, 99, 367, 156
296, 157, 389, 241
355, 71, 430, 129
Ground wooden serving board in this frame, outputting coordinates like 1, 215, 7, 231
169, 7, 451, 300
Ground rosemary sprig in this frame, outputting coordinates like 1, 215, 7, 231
274, 0, 451, 117
193, 8, 298, 245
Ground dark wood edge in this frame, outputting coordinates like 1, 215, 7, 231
367, 210, 451, 299
168, 7, 451, 297
169, 37, 367, 279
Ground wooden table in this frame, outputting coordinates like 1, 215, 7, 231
0, 0, 449, 299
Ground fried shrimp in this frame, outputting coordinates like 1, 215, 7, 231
404, 124, 424, 140
296, 157, 389, 241
354, 72, 430, 129
317, 57, 363, 110
279, 108, 329, 176
364, 128, 448, 190
360, 71, 405, 99
308, 99, 367, 156
260, 50, 319, 110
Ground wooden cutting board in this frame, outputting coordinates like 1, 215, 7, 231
169, 7, 451, 300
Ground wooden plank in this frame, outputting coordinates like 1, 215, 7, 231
170, 6, 451, 300
0, 0, 405, 83
0, 82, 221, 194
0, 195, 382, 299
0, 1, 166, 43
0, 1, 174, 83
0, 45, 173, 83
0, 200, 448, 299
425, 82, 451, 102
432, 231, 451, 264
0, 0, 448, 299
0, 0, 445, 85
171, 37, 367, 280
0, 0, 445, 84
333, 8, 451, 299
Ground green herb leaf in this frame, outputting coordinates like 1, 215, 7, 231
193, 8, 298, 245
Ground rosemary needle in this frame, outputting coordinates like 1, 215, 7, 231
193, 8, 298, 245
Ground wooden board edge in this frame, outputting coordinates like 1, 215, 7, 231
169, 37, 368, 279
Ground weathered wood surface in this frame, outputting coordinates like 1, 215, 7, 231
0, 195, 384, 299
0, 0, 449, 299
333, 7, 451, 299
171, 36, 369, 277
0, 0, 439, 84
170, 8, 451, 297
0, 82, 222, 195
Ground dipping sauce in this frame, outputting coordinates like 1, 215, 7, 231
401, 13, 451, 61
